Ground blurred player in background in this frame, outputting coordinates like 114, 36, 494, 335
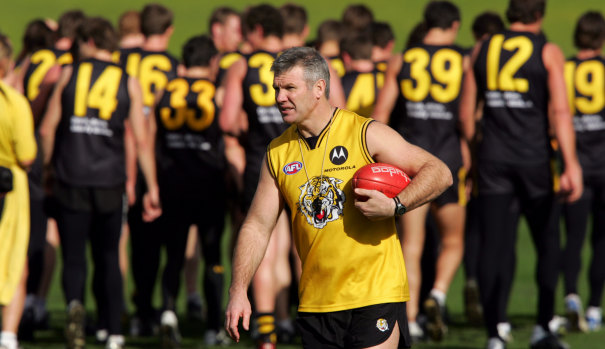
125, 3, 179, 342
374, 1, 472, 342
462, 10, 505, 329
561, 10, 605, 333
17, 9, 85, 339
39, 17, 161, 349
151, 34, 230, 347
371, 21, 395, 73
341, 33, 383, 117
460, 0, 583, 347
341, 4, 374, 38
0, 33, 37, 349
315, 20, 345, 78
219, 4, 287, 348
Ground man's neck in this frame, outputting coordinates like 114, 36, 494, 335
256, 36, 282, 53
509, 21, 542, 34
55, 38, 72, 51
282, 35, 304, 50
120, 35, 144, 49
350, 59, 375, 73
576, 49, 603, 60
319, 41, 339, 57
423, 28, 455, 46
183, 66, 212, 79
143, 35, 169, 52
297, 101, 335, 138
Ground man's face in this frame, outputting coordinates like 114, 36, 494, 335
273, 66, 318, 124
222, 15, 242, 52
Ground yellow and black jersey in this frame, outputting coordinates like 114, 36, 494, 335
128, 50, 179, 111
54, 58, 130, 187
342, 67, 383, 117
328, 55, 345, 78
396, 44, 466, 169
241, 50, 288, 169
474, 30, 549, 165
154, 77, 225, 193
266, 109, 408, 312
565, 55, 605, 176
115, 47, 142, 77
216, 51, 243, 86
23, 48, 72, 108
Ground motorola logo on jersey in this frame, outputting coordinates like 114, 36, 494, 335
283, 161, 303, 175
330, 146, 348, 165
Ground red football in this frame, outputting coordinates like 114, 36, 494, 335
352, 163, 411, 198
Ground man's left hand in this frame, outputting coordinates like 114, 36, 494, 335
353, 188, 396, 220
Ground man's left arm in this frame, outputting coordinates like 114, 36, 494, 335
543, 43, 583, 202
354, 121, 453, 219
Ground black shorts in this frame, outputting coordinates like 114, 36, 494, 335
434, 166, 466, 207
478, 161, 552, 198
297, 302, 411, 349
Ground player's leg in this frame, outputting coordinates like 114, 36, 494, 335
128, 193, 161, 336
425, 201, 465, 341
562, 187, 591, 332
34, 218, 59, 329
273, 210, 295, 343
521, 164, 564, 346
251, 210, 290, 346
587, 178, 605, 331
196, 194, 228, 345
183, 226, 202, 321
1, 261, 28, 349
159, 199, 190, 348
462, 196, 483, 325
89, 205, 124, 347
399, 203, 429, 340
55, 204, 92, 349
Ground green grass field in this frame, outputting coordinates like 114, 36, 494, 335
2, 0, 605, 348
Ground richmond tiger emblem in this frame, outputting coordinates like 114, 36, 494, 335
298, 176, 345, 229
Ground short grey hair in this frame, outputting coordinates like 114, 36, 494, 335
271, 46, 330, 98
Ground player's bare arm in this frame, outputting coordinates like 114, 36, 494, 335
354, 121, 452, 219
327, 62, 346, 108
127, 75, 161, 221
219, 57, 246, 136
543, 42, 583, 202
372, 53, 403, 124
225, 155, 284, 342
39, 65, 72, 165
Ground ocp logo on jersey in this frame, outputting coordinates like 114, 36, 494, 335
283, 161, 303, 175
330, 146, 348, 165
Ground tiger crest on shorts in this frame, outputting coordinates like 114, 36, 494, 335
376, 318, 389, 332
298, 176, 345, 229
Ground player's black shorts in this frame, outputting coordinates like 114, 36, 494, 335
478, 161, 552, 198
297, 302, 411, 349
434, 166, 466, 207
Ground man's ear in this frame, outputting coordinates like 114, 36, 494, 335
315, 79, 326, 99
164, 25, 174, 38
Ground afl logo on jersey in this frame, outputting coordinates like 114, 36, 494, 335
330, 146, 348, 165
283, 161, 303, 175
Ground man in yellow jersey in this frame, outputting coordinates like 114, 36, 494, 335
225, 46, 452, 349
0, 33, 37, 349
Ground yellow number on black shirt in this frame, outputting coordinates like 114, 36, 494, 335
402, 47, 462, 103
575, 61, 605, 115
139, 55, 172, 107
74, 63, 122, 120
160, 79, 216, 131
346, 73, 376, 115
487, 35, 533, 92
27, 50, 55, 101
248, 53, 275, 107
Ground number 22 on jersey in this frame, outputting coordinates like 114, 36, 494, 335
74, 63, 122, 120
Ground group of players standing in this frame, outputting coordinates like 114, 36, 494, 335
0, 0, 603, 349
